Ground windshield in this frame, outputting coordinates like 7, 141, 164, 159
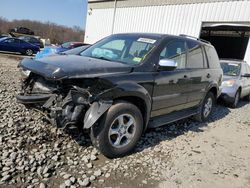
80, 35, 158, 65
221, 62, 241, 76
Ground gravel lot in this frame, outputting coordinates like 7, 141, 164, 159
0, 55, 250, 188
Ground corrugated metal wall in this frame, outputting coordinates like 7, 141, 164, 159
88, 0, 242, 9
85, 0, 250, 62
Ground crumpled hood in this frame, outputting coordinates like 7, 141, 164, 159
20, 55, 133, 80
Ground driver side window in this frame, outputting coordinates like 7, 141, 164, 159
160, 40, 187, 69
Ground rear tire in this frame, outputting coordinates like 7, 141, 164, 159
90, 101, 143, 158
230, 90, 240, 108
25, 49, 33, 56
194, 92, 215, 122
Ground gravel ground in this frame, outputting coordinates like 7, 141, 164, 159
0, 55, 250, 188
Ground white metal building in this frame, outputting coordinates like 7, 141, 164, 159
85, 0, 250, 63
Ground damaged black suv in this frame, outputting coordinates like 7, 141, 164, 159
17, 33, 222, 158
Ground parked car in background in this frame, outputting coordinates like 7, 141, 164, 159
18, 36, 44, 48
35, 42, 87, 59
9, 27, 35, 36
17, 33, 222, 158
0, 37, 40, 56
220, 59, 250, 107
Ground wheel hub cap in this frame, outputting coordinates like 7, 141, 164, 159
108, 114, 136, 148
203, 97, 212, 118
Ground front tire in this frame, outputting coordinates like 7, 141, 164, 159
194, 92, 215, 122
230, 90, 240, 108
90, 101, 143, 158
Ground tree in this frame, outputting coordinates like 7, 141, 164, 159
0, 17, 85, 44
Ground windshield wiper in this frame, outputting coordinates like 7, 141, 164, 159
94, 56, 111, 61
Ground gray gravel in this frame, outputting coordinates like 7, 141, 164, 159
0, 56, 250, 188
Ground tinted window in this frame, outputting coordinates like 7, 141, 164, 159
30, 38, 38, 43
4, 38, 14, 43
19, 28, 28, 34
187, 44, 204, 69
4, 38, 19, 44
160, 40, 187, 69
205, 46, 220, 68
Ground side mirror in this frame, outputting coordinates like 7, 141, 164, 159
241, 73, 250, 78
158, 59, 178, 71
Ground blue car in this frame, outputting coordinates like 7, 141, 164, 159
35, 42, 86, 59
0, 37, 40, 56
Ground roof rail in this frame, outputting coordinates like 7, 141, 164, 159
179, 34, 211, 44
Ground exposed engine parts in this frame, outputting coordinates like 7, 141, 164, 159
17, 74, 113, 130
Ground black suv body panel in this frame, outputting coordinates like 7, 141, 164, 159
17, 33, 222, 131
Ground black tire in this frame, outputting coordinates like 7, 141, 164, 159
25, 49, 33, 56
194, 92, 215, 122
230, 90, 240, 108
90, 101, 143, 158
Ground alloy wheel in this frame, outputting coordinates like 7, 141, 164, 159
108, 114, 136, 148
203, 97, 213, 118
26, 49, 33, 56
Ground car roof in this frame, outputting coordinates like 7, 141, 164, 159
113, 33, 208, 46
220, 59, 246, 64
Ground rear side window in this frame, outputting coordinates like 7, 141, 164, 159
186, 41, 204, 68
30, 38, 38, 43
205, 46, 220, 68
160, 40, 187, 69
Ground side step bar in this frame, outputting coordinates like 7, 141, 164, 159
148, 107, 198, 128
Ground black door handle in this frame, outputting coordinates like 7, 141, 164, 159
207, 74, 211, 78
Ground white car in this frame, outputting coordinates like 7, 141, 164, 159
220, 59, 250, 108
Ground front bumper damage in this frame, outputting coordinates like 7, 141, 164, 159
16, 86, 112, 130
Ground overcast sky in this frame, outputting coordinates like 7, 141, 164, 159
0, 0, 87, 29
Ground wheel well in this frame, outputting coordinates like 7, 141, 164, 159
238, 87, 242, 93
209, 87, 217, 98
114, 96, 147, 127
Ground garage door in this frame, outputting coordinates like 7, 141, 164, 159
200, 23, 250, 63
